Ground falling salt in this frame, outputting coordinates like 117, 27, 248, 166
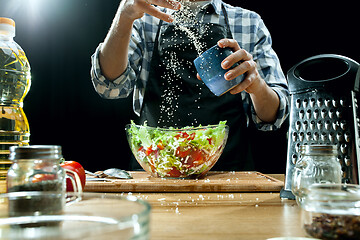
157, 0, 209, 126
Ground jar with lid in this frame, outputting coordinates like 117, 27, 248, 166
291, 145, 342, 206
6, 145, 82, 193
302, 183, 360, 239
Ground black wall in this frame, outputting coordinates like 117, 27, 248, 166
0, 0, 358, 172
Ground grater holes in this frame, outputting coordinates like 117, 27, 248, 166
303, 99, 308, 108
321, 109, 327, 119
313, 132, 319, 141
303, 121, 308, 131
289, 94, 354, 184
332, 99, 338, 108
313, 109, 319, 119
344, 156, 351, 167
317, 98, 323, 108
317, 120, 323, 130
299, 110, 305, 119
292, 154, 297, 165
325, 120, 331, 130
325, 98, 331, 107
329, 132, 335, 142
329, 109, 335, 119
306, 132, 312, 141
292, 132, 297, 142
310, 98, 316, 108
310, 120, 316, 130
340, 120, 347, 130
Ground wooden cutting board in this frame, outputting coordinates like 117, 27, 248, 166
84, 171, 284, 193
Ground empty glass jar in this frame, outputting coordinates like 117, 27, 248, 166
291, 145, 342, 206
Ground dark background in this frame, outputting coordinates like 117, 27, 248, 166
0, 0, 358, 172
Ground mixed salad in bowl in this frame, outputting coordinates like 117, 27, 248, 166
126, 121, 229, 178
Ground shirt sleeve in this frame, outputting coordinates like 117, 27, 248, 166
90, 21, 145, 100
249, 15, 290, 131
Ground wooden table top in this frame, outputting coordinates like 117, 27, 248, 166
126, 174, 306, 240
132, 191, 304, 240
0, 174, 306, 239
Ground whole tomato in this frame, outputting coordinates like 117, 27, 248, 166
60, 161, 86, 192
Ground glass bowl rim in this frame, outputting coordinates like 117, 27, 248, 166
125, 123, 229, 132
0, 191, 151, 222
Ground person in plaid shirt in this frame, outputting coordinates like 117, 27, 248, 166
91, 0, 289, 170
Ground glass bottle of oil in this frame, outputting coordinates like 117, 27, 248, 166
0, 17, 31, 180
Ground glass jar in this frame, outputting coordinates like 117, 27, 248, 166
302, 183, 360, 239
291, 145, 342, 206
6, 145, 81, 193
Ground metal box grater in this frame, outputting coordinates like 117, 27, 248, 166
280, 54, 360, 199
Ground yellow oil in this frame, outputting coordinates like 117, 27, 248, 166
0, 42, 31, 180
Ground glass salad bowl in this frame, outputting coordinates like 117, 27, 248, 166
125, 121, 229, 178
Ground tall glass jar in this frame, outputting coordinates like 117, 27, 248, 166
6, 145, 65, 193
291, 145, 342, 206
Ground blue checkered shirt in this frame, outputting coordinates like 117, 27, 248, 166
91, 0, 289, 131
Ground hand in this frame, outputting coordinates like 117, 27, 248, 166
217, 38, 263, 95
121, 0, 181, 23
216, 39, 280, 122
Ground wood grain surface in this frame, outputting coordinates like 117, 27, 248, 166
84, 171, 284, 193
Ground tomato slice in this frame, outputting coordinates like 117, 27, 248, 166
176, 146, 191, 158
168, 167, 181, 177
188, 133, 196, 140
157, 141, 165, 150
175, 132, 189, 139
192, 149, 204, 164
145, 146, 153, 156
182, 149, 205, 168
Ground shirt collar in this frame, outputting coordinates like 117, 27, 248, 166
210, 0, 223, 15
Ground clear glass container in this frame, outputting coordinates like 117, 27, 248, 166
291, 145, 342, 206
6, 145, 65, 193
0, 17, 31, 179
0, 192, 151, 239
302, 183, 360, 239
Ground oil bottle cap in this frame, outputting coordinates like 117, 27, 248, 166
0, 17, 15, 38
